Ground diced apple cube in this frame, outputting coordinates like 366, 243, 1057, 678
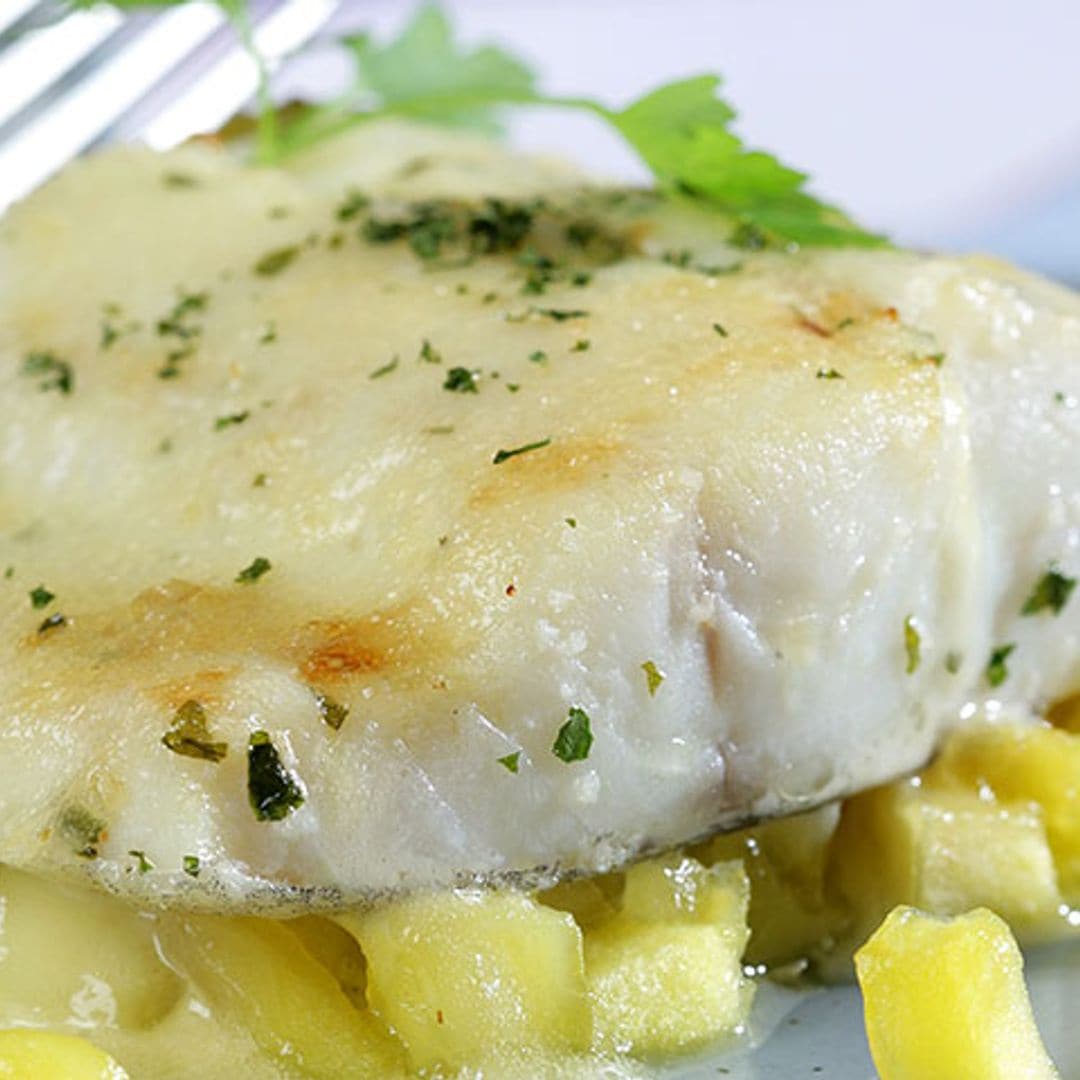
698, 805, 840, 967
342, 889, 590, 1071
855, 906, 1059, 1080
828, 780, 1062, 942
0, 867, 181, 1030
157, 915, 403, 1079
0, 1029, 127, 1079
584, 855, 753, 1057
924, 723, 1080, 899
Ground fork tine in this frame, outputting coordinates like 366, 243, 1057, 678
0, 0, 62, 44
0, 3, 227, 214
107, 0, 340, 151
0, 6, 125, 130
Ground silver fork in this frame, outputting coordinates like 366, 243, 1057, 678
0, 0, 339, 215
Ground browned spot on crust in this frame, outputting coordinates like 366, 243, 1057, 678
147, 668, 237, 712
469, 435, 623, 509
292, 619, 388, 683
794, 311, 832, 338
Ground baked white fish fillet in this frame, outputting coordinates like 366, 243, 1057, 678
0, 123, 1078, 911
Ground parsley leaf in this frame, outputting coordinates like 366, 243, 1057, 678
641, 660, 665, 696
553, 706, 593, 763
986, 643, 1015, 688
235, 556, 272, 584
247, 730, 305, 821
314, 692, 349, 731
162, 700, 228, 763
29, 585, 54, 609
493, 438, 551, 464
1021, 568, 1076, 616
497, 750, 521, 773
22, 351, 73, 394
903, 615, 920, 675
443, 366, 479, 393
82, 3, 881, 248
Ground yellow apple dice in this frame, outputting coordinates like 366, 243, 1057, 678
0, 866, 181, 1030
698, 805, 839, 967
855, 906, 1059, 1080
0, 1029, 128, 1079
585, 856, 754, 1057
342, 889, 590, 1071
156, 915, 403, 1079
925, 723, 1080, 899
828, 779, 1062, 941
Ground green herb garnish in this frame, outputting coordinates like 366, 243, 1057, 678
247, 730, 305, 821
1021, 568, 1076, 616
315, 692, 349, 731
129, 849, 154, 873
641, 660, 665, 696
370, 356, 399, 379
444, 366, 479, 393
904, 616, 920, 674
986, 644, 1015, 688
571, 339, 590, 352
182, 855, 201, 877
420, 339, 443, 364
235, 556, 272, 584
529, 350, 548, 364
493, 438, 551, 464
712, 322, 728, 337
817, 368, 844, 380
58, 805, 105, 859
22, 351, 73, 394
37, 612, 66, 634
29, 585, 54, 609
214, 410, 250, 431
497, 751, 521, 773
162, 700, 228, 763
552, 706, 593, 763
253, 245, 300, 276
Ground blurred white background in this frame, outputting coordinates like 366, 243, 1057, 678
297, 0, 1080, 282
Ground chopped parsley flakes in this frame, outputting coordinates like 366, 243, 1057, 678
182, 855, 201, 878
443, 366, 479, 393
904, 616, 920, 674
315, 692, 350, 731
235, 556, 272, 584
247, 730, 305, 821
162, 700, 228, 763
986, 643, 1016, 688
817, 368, 844, 380
370, 356, 399, 379
22, 351, 73, 394
641, 660, 665, 696
214, 410, 250, 431
37, 612, 66, 635
497, 751, 521, 773
58, 806, 106, 859
29, 585, 54, 609
253, 245, 300, 276
1021, 567, 1076, 616
493, 438, 551, 465
420, 339, 443, 364
128, 849, 154, 874
552, 706, 593, 763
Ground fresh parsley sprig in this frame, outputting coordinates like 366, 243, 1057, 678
70, 2, 884, 247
